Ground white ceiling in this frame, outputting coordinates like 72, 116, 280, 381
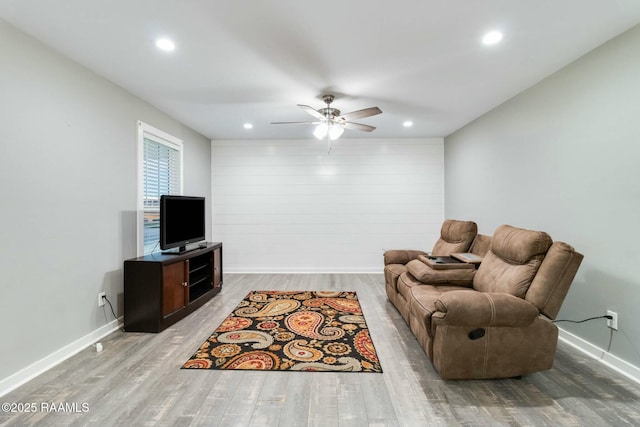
2, 1, 640, 140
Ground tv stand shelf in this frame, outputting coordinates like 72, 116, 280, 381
124, 242, 223, 333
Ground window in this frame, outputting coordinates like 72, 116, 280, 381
137, 121, 183, 255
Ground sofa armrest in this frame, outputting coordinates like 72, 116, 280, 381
432, 291, 539, 327
383, 249, 428, 265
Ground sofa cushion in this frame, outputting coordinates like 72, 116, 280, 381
406, 259, 474, 287
431, 220, 477, 256
469, 234, 492, 257
384, 264, 407, 293
490, 225, 552, 265
525, 241, 584, 319
397, 271, 423, 301
473, 225, 552, 298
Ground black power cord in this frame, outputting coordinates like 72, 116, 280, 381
552, 315, 612, 324
149, 241, 161, 256
553, 315, 616, 353
101, 294, 118, 321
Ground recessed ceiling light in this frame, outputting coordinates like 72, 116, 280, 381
482, 31, 503, 46
403, 121, 413, 128
243, 123, 253, 129
155, 38, 176, 52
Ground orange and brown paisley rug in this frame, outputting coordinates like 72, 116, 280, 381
182, 290, 382, 372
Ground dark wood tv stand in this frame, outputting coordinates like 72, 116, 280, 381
124, 242, 223, 332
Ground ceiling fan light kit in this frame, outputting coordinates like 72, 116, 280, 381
271, 94, 382, 152
328, 124, 344, 140
313, 122, 344, 140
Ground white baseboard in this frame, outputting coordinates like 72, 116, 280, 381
0, 318, 122, 398
558, 327, 640, 385
224, 268, 382, 274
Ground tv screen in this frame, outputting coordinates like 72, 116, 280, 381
160, 195, 206, 252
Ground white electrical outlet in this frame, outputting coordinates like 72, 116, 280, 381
98, 292, 106, 307
607, 310, 618, 330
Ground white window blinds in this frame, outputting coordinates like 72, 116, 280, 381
138, 122, 183, 255
143, 137, 181, 210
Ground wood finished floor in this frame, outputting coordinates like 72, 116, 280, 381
2, 273, 640, 426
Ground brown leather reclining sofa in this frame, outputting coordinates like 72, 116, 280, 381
384, 220, 583, 380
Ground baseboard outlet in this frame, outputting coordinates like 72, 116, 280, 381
558, 327, 640, 385
0, 317, 123, 398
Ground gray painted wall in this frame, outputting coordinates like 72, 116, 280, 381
445, 25, 640, 367
0, 20, 211, 382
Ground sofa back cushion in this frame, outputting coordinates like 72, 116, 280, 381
526, 242, 584, 319
473, 225, 552, 298
431, 219, 478, 256
469, 234, 492, 257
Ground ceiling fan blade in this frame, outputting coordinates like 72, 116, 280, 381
338, 106, 382, 121
270, 121, 319, 125
343, 122, 376, 132
298, 104, 326, 120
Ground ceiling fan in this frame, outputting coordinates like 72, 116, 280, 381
271, 95, 382, 152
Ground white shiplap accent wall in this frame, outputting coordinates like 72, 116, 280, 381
211, 138, 444, 272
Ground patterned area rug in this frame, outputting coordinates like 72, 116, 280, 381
182, 290, 382, 372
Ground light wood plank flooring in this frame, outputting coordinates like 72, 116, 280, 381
2, 273, 640, 426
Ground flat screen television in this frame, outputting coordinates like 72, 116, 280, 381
160, 195, 206, 253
